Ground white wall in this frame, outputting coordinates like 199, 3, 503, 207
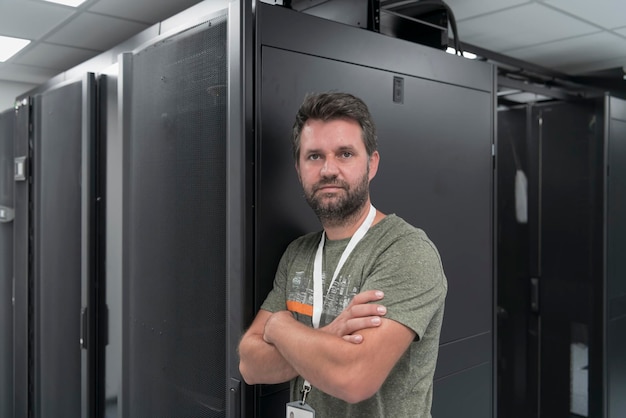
0, 81, 38, 112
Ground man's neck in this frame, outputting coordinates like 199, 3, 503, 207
322, 201, 379, 241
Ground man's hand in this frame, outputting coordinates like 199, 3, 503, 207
260, 289, 414, 403
321, 290, 386, 343
241, 290, 387, 385
262, 290, 386, 345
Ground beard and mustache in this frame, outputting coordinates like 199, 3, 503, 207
302, 169, 370, 228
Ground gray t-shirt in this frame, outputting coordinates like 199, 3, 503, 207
261, 214, 448, 418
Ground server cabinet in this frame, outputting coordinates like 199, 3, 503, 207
12, 74, 98, 418
497, 96, 626, 418
0, 108, 15, 418
534, 100, 604, 418
118, 1, 252, 416
255, 4, 495, 417
10, 2, 493, 417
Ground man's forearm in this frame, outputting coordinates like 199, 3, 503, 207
239, 330, 299, 384
263, 308, 414, 404
238, 291, 388, 391
263, 310, 367, 402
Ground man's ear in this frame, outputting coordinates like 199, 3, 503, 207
368, 151, 380, 181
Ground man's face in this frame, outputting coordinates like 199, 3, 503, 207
296, 118, 379, 225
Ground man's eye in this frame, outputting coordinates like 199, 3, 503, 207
341, 152, 353, 158
308, 154, 321, 160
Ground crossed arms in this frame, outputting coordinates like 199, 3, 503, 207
238, 290, 416, 404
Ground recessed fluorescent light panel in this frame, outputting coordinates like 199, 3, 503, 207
446, 47, 477, 60
0, 36, 31, 62
41, 0, 87, 7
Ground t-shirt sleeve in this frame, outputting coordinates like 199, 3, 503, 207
360, 232, 447, 339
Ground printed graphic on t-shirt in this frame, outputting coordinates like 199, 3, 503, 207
286, 271, 359, 323
286, 271, 314, 316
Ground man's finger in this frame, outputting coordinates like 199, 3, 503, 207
342, 334, 364, 344
348, 303, 387, 318
344, 316, 383, 335
349, 290, 384, 306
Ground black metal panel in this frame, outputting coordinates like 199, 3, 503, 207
431, 363, 493, 417
290, 0, 376, 30
608, 316, 626, 418
80, 73, 100, 418
0, 108, 15, 418
32, 79, 84, 418
122, 11, 228, 418
13, 100, 30, 418
607, 116, 626, 298
258, 45, 493, 342
379, 2, 449, 50
257, 21, 494, 416
607, 98, 626, 418
225, 1, 256, 417
434, 332, 492, 379
257, 2, 492, 93
102, 69, 123, 418
530, 100, 605, 418
496, 107, 537, 418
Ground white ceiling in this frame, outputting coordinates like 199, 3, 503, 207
446, 0, 626, 76
0, 0, 625, 90
0, 0, 204, 86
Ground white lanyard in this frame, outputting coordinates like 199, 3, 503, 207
302, 204, 377, 402
311, 204, 376, 329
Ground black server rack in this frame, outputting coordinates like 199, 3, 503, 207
112, 2, 494, 416
117, 2, 251, 417
0, 108, 15, 418
8, 1, 495, 417
8, 2, 626, 417
12, 74, 99, 418
254, 4, 495, 417
120, 12, 229, 418
497, 96, 626, 418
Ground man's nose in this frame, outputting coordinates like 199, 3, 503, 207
321, 158, 339, 175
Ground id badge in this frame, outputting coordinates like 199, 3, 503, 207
286, 401, 315, 418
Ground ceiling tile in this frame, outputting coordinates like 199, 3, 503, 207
458, 3, 600, 52
0, 62, 57, 84
544, 0, 626, 30
13, 43, 98, 70
0, 0, 74, 39
1, 0, 625, 95
160, 0, 229, 34
507, 32, 626, 73
88, 0, 203, 23
45, 12, 149, 50
444, 0, 528, 20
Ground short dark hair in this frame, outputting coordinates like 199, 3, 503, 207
291, 92, 378, 161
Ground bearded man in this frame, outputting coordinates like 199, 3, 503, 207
238, 92, 447, 418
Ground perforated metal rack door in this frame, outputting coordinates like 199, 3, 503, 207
33, 79, 85, 418
122, 12, 228, 418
